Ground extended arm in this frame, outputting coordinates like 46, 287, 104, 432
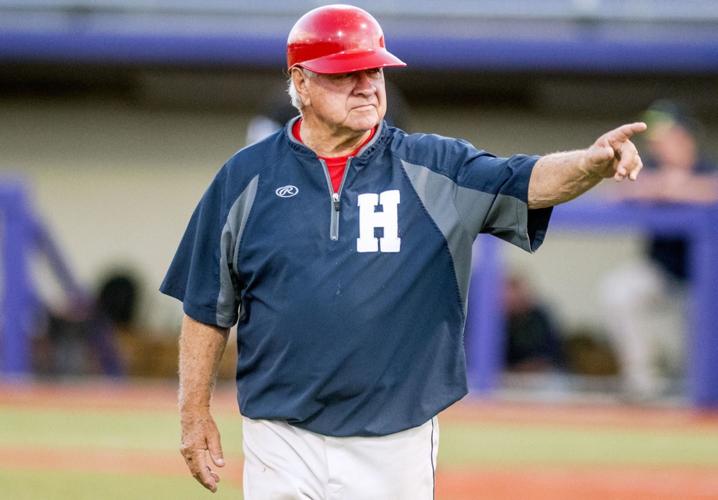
179, 314, 230, 493
528, 122, 647, 209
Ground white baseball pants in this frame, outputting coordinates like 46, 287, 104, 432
242, 416, 439, 500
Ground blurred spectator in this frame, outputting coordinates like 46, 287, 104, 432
97, 271, 139, 327
599, 100, 718, 400
245, 87, 298, 145
503, 273, 565, 373
32, 271, 135, 377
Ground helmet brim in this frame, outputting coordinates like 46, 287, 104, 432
297, 48, 406, 74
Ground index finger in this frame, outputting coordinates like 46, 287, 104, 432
183, 448, 218, 492
605, 122, 648, 143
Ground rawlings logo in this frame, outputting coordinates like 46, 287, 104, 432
275, 185, 299, 198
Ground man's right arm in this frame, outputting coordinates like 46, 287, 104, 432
528, 123, 647, 209
178, 314, 230, 493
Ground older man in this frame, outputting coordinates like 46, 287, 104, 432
160, 4, 645, 499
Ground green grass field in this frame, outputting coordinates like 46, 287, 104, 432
1, 383, 718, 499
0, 470, 245, 500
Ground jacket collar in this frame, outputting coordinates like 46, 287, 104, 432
285, 116, 390, 167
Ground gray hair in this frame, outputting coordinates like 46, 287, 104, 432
287, 68, 317, 111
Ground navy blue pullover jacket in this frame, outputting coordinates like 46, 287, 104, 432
161, 119, 552, 437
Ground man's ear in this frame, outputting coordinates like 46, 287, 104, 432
292, 68, 310, 108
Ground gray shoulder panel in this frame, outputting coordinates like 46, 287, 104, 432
216, 175, 259, 327
480, 193, 533, 252
400, 160, 479, 310
401, 160, 536, 311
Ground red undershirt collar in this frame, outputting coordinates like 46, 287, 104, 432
292, 118, 376, 193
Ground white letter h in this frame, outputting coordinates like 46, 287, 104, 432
356, 190, 401, 253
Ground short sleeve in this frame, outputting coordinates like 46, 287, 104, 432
159, 168, 241, 328
454, 150, 552, 252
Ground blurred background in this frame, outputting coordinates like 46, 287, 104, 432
1, 1, 718, 498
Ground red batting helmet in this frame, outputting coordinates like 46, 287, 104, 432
287, 4, 406, 74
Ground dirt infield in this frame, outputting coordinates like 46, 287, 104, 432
5, 380, 718, 428
437, 466, 718, 500
4, 380, 717, 429
2, 380, 718, 499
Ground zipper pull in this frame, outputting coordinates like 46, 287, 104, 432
332, 192, 341, 212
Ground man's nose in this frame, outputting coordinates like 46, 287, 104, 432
353, 71, 376, 94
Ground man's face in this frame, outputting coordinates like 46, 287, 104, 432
298, 68, 387, 133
